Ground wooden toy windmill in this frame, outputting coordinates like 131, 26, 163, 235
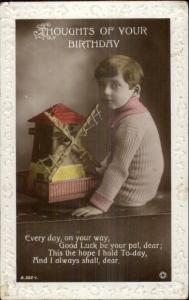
27, 103, 102, 203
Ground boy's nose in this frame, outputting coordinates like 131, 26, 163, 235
104, 85, 112, 96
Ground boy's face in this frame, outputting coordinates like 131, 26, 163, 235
97, 73, 135, 109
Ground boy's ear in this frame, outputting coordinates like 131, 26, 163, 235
133, 84, 141, 96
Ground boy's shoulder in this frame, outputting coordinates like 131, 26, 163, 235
114, 112, 158, 138
118, 111, 153, 129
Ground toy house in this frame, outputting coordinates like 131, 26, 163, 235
26, 103, 102, 203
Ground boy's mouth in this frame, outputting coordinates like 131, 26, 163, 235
103, 97, 112, 102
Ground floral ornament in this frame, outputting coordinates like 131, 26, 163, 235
33, 23, 56, 40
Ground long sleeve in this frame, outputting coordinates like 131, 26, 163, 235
100, 152, 111, 168
90, 124, 144, 211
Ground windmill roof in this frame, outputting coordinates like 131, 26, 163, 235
28, 103, 86, 125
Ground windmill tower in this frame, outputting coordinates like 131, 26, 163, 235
27, 103, 102, 202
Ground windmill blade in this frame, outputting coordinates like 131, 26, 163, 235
41, 111, 75, 180
71, 143, 101, 168
46, 136, 100, 181
44, 111, 73, 142
44, 104, 102, 143
75, 104, 102, 138
37, 144, 70, 177
41, 104, 102, 181
37, 145, 72, 182
70, 104, 102, 168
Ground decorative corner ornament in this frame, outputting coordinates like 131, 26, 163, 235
33, 23, 56, 40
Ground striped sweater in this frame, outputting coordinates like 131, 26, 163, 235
90, 99, 164, 212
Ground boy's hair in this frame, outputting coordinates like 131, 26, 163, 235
94, 55, 144, 89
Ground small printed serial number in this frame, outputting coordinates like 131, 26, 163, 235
20, 275, 39, 280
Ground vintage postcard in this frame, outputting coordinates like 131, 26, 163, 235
0, 1, 188, 299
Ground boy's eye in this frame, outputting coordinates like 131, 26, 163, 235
98, 80, 121, 89
111, 81, 120, 89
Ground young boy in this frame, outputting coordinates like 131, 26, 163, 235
72, 55, 164, 217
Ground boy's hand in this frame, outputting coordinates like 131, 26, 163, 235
72, 205, 103, 217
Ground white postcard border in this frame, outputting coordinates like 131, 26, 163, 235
0, 1, 188, 299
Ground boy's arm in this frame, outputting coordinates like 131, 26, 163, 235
96, 152, 111, 174
90, 125, 143, 212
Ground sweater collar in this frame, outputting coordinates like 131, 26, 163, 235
111, 96, 148, 128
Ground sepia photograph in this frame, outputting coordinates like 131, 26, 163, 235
16, 18, 171, 282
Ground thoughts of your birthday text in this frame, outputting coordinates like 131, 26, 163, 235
33, 24, 148, 48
